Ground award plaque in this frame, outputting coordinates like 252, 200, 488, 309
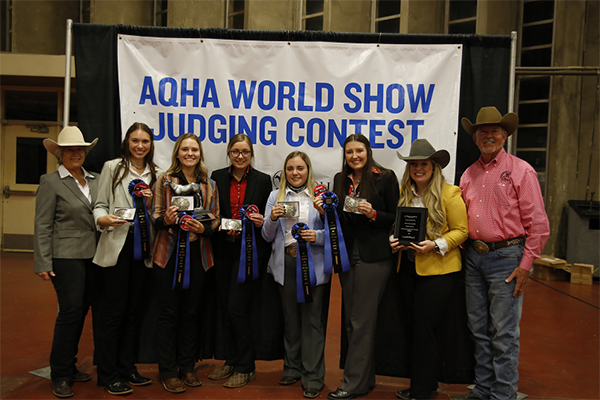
221, 218, 242, 231
277, 201, 299, 218
171, 196, 194, 211
394, 207, 428, 245
343, 196, 366, 214
114, 207, 135, 221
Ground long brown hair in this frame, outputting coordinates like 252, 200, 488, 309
166, 133, 208, 181
112, 122, 158, 197
333, 134, 389, 203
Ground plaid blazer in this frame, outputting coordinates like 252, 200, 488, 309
151, 171, 220, 270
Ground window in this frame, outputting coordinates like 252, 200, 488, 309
79, 0, 90, 24
446, 0, 477, 34
302, 0, 324, 31
371, 0, 401, 33
154, 0, 168, 27
1, 0, 12, 52
16, 138, 48, 185
515, 0, 555, 196
4, 91, 59, 122
226, 0, 245, 29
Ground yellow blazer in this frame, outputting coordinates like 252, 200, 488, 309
398, 183, 469, 276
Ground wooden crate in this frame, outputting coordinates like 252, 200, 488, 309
570, 263, 595, 285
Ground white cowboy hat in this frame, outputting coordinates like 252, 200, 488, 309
43, 126, 98, 156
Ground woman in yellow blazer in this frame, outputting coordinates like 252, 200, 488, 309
390, 139, 468, 400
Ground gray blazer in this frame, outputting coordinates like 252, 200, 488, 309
92, 159, 162, 268
34, 170, 100, 274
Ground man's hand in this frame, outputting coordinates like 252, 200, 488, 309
506, 267, 529, 297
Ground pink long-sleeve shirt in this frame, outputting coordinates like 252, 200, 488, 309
460, 148, 550, 271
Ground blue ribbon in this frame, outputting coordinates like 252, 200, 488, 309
292, 222, 317, 303
128, 179, 151, 260
172, 211, 196, 290
321, 191, 350, 274
237, 204, 259, 283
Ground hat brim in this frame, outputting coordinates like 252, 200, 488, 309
461, 112, 519, 136
43, 138, 98, 157
396, 149, 450, 169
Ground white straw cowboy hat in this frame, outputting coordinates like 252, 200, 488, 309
43, 126, 98, 156
396, 139, 450, 169
461, 106, 519, 136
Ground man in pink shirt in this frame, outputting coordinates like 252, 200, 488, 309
457, 107, 550, 400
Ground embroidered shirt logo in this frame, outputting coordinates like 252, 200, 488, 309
501, 171, 511, 183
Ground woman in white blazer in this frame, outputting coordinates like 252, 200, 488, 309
92, 122, 162, 396
262, 151, 330, 399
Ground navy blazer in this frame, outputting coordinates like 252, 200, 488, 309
34, 169, 100, 273
210, 166, 273, 262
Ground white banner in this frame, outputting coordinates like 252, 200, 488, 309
118, 35, 463, 188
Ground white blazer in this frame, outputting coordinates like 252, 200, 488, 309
261, 189, 330, 287
92, 158, 162, 268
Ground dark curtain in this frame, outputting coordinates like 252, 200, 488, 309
74, 24, 511, 380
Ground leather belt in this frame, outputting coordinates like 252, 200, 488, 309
285, 243, 297, 258
467, 237, 525, 255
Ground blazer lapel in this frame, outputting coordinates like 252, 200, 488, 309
243, 168, 257, 207
61, 176, 93, 211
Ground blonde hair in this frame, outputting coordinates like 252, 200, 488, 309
398, 160, 446, 239
275, 151, 316, 203
167, 133, 208, 180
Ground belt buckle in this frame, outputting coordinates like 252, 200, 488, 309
473, 240, 490, 255
406, 249, 416, 262
286, 244, 297, 257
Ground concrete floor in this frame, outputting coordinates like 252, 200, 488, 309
1, 251, 598, 400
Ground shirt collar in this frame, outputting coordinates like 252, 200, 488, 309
228, 165, 250, 179
285, 186, 310, 197
58, 164, 95, 179
478, 147, 507, 167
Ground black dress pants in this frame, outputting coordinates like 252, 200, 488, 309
96, 233, 151, 385
399, 252, 459, 399
215, 239, 258, 373
154, 242, 205, 380
49, 258, 99, 383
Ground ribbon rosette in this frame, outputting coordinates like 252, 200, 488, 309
127, 179, 151, 260
320, 191, 350, 274
172, 211, 197, 290
291, 222, 317, 303
236, 204, 260, 283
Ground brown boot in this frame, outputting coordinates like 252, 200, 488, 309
160, 377, 186, 394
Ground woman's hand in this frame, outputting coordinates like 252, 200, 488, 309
313, 197, 325, 216
248, 212, 265, 228
184, 218, 205, 234
37, 271, 55, 281
142, 188, 153, 207
164, 205, 179, 225
409, 240, 436, 254
357, 200, 375, 219
98, 214, 128, 227
300, 229, 317, 243
389, 237, 406, 253
270, 204, 285, 221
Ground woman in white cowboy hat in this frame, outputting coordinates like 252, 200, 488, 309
33, 126, 100, 399
390, 139, 469, 400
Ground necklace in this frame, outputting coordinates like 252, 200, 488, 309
131, 160, 146, 170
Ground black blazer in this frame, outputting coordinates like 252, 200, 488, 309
334, 169, 400, 263
210, 166, 273, 261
